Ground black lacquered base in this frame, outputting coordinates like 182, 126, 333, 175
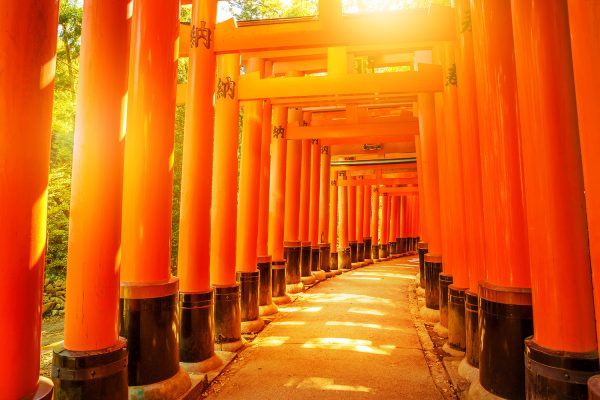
418, 242, 428, 288
525, 338, 598, 399
424, 254, 442, 310
271, 260, 287, 298
52, 338, 128, 399
237, 271, 259, 323
439, 273, 453, 328
479, 282, 533, 400
448, 285, 466, 351
389, 241, 397, 256
395, 237, 404, 255
214, 285, 241, 347
311, 247, 320, 272
380, 243, 389, 259
284, 242, 302, 284
339, 247, 351, 270
120, 280, 179, 386
330, 251, 338, 270
319, 244, 331, 272
465, 290, 479, 368
372, 244, 379, 260
300, 243, 312, 278
349, 241, 358, 263
364, 238, 372, 260
180, 290, 214, 363
357, 242, 365, 262
257, 256, 273, 306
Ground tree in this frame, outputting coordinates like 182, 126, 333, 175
226, 0, 318, 20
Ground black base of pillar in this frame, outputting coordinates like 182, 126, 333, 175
424, 254, 442, 310
284, 242, 302, 284
237, 271, 260, 323
465, 290, 480, 368
180, 290, 214, 363
357, 242, 365, 262
380, 243, 389, 259
300, 242, 312, 278
120, 279, 180, 386
389, 241, 397, 256
52, 338, 128, 399
418, 242, 428, 288
439, 273, 452, 328
448, 285, 466, 351
330, 250, 338, 270
257, 256, 273, 306
479, 281, 533, 400
349, 241, 358, 263
271, 260, 287, 298
339, 247, 351, 270
214, 285, 242, 350
412, 237, 419, 252
525, 338, 598, 399
372, 244, 379, 260
364, 237, 372, 260
310, 247, 321, 272
319, 244, 331, 272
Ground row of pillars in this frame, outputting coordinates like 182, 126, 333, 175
1, 1, 422, 399
414, 0, 600, 399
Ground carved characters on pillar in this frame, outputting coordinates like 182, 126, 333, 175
302, 120, 310, 127
190, 21, 212, 49
216, 77, 236, 100
311, 138, 319, 145
446, 63, 457, 87
321, 146, 330, 155
373, 186, 378, 194
272, 125, 286, 139
461, 9, 472, 33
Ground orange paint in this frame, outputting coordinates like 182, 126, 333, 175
299, 138, 311, 242
319, 145, 332, 244
308, 136, 321, 245
178, 0, 217, 292
348, 177, 357, 242
471, 0, 530, 288
268, 106, 288, 261
512, 0, 596, 353
418, 93, 443, 256
63, 0, 130, 352
389, 195, 398, 243
284, 108, 303, 242
356, 183, 364, 243
236, 58, 264, 273
381, 192, 390, 246
399, 196, 406, 238
1, 0, 58, 394
415, 137, 428, 243
568, 0, 600, 351
256, 62, 273, 257
363, 184, 371, 240
454, 0, 486, 294
371, 188, 380, 246
121, 0, 179, 284
210, 54, 240, 287
339, 179, 349, 248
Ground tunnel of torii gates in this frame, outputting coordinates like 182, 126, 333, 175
2, 0, 600, 399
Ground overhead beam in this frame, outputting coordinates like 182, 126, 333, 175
331, 142, 416, 156
287, 120, 419, 140
338, 178, 418, 186
380, 186, 419, 194
332, 163, 417, 172
322, 135, 416, 146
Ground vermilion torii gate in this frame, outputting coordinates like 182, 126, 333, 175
3, 0, 600, 399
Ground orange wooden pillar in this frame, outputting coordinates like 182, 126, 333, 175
471, 1, 532, 397
388, 194, 398, 256
416, 137, 429, 288
356, 180, 365, 263
398, 195, 407, 254
236, 58, 265, 334
512, 1, 599, 396
453, 0, 486, 370
1, 1, 58, 398
257, 63, 277, 315
309, 137, 327, 279
119, 0, 188, 392
268, 106, 291, 304
177, 0, 219, 369
209, 54, 242, 352
567, 7, 600, 396
338, 173, 351, 269
299, 133, 314, 285
363, 184, 373, 262
418, 93, 443, 315
380, 192, 390, 259
318, 145, 334, 274
348, 176, 358, 264
328, 169, 340, 272
371, 187, 380, 260
284, 107, 304, 293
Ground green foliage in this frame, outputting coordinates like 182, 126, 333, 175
226, 0, 318, 20
171, 106, 186, 274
